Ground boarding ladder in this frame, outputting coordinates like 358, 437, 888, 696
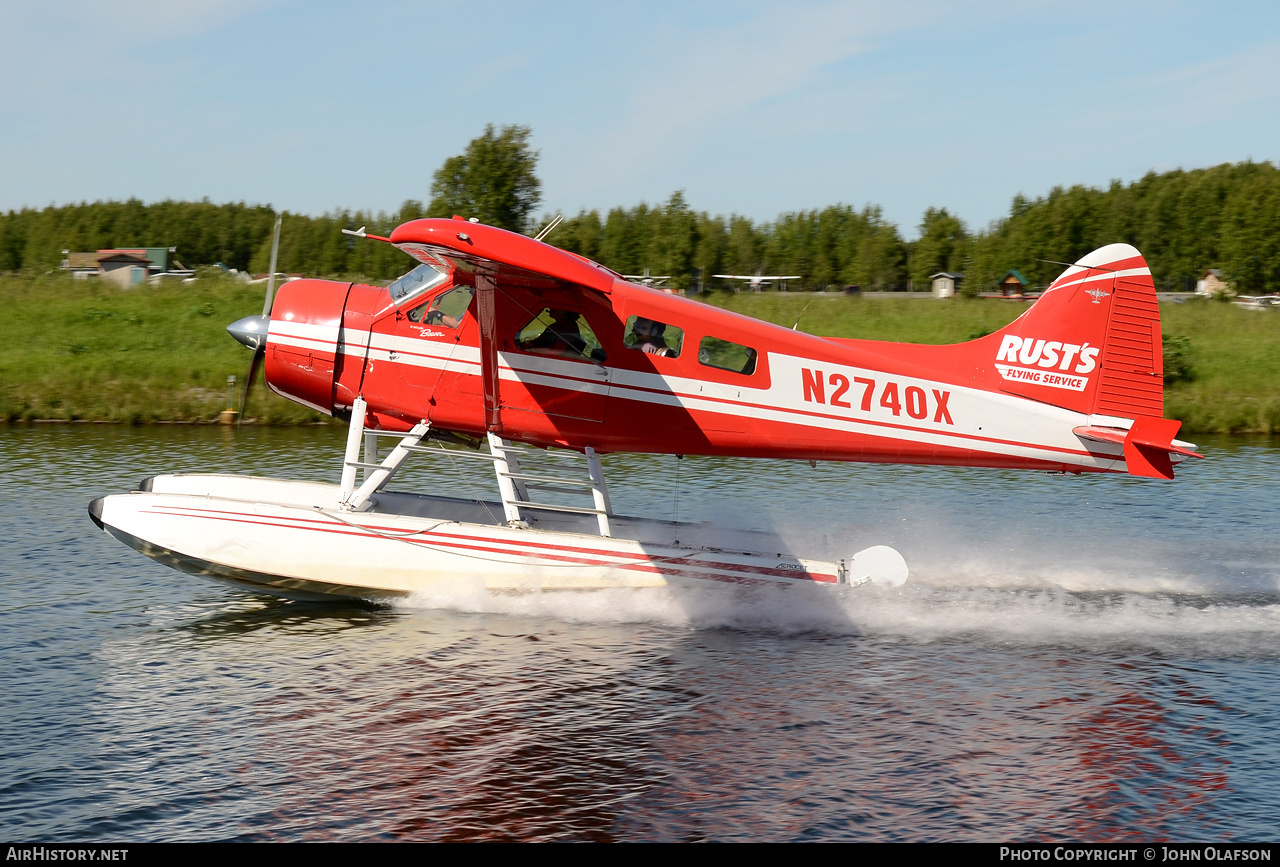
336, 397, 614, 537
484, 434, 613, 537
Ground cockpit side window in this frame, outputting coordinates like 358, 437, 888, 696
623, 315, 683, 358
407, 286, 474, 328
698, 336, 758, 375
515, 308, 607, 362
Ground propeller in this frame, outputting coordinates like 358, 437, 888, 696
226, 214, 282, 425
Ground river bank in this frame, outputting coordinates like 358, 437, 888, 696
3, 274, 1278, 433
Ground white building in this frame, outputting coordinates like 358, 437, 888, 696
929, 272, 962, 298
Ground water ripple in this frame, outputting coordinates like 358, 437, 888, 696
2, 427, 1278, 841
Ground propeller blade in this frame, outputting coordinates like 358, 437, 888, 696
229, 216, 282, 428
237, 345, 265, 427
263, 215, 282, 316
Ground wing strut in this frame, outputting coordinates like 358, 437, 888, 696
339, 396, 432, 511
475, 270, 503, 432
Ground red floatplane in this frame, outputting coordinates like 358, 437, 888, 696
89, 217, 1200, 601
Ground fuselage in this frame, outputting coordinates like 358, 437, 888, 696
261, 236, 1152, 475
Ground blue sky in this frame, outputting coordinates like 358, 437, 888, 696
3, 1, 1278, 237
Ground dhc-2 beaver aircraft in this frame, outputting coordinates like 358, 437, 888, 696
89, 216, 1200, 601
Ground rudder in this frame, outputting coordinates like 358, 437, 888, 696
984, 243, 1164, 419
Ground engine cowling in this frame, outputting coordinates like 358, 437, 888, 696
264, 278, 349, 415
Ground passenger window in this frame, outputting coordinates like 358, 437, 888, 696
698, 336, 758, 375
408, 286, 474, 328
515, 308, 606, 362
623, 316, 683, 358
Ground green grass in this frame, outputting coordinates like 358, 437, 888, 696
1160, 299, 1280, 434
3, 276, 1278, 433
702, 292, 1025, 343
0, 273, 326, 424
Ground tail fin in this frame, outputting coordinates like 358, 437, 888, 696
974, 244, 1201, 478
983, 243, 1163, 419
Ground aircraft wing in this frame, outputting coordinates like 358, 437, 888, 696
712, 274, 802, 280
390, 218, 617, 296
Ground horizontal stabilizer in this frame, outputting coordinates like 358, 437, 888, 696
1073, 418, 1202, 480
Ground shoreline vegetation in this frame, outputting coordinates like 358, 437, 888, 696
4, 161, 1279, 297
2, 274, 1277, 434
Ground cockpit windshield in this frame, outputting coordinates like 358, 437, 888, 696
387, 263, 449, 307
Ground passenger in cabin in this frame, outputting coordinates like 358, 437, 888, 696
520, 308, 589, 359
627, 317, 677, 357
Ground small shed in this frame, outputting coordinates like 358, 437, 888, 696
109, 247, 172, 274
999, 269, 1029, 296
1196, 269, 1230, 296
61, 246, 192, 282
96, 251, 152, 288
62, 252, 100, 279
929, 272, 963, 298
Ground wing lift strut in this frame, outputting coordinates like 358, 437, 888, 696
337, 396, 614, 537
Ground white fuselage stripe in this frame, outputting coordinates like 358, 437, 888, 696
267, 325, 1117, 469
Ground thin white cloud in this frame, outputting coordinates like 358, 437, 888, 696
0, 1, 277, 106
1130, 38, 1280, 124
566, 1, 947, 190
3, 0, 1278, 227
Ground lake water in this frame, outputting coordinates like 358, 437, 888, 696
2, 425, 1278, 842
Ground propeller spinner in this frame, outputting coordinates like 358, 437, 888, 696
227, 314, 269, 350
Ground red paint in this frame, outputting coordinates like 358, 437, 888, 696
258, 224, 1193, 478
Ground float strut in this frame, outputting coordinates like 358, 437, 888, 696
338, 397, 368, 506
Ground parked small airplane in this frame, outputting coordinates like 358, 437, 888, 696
621, 268, 673, 291
89, 217, 1199, 601
713, 267, 802, 291
1234, 295, 1280, 311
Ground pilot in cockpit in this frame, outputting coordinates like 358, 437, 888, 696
413, 286, 475, 328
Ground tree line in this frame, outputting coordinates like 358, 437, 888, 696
0, 193, 908, 292
2, 126, 1276, 294
536, 193, 906, 293
961, 161, 1280, 294
0, 197, 428, 281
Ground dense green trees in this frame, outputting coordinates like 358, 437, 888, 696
910, 208, 968, 286
0, 199, 279, 274
426, 124, 541, 232
0, 198, 427, 280
541, 197, 907, 291
964, 161, 1280, 294
2, 152, 1276, 295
